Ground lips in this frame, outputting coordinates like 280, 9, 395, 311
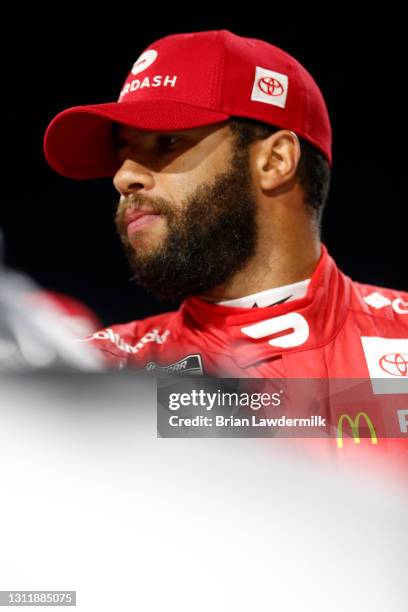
124, 208, 162, 236
124, 208, 158, 225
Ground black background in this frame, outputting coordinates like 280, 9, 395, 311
3, 11, 406, 326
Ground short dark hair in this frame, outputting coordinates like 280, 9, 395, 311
227, 116, 331, 231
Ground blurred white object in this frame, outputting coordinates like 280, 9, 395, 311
0, 371, 406, 612
0, 232, 103, 371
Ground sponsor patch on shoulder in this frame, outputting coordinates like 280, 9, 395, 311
81, 327, 170, 354
364, 291, 408, 315
145, 354, 204, 376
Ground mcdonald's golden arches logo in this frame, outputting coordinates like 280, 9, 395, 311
337, 412, 378, 448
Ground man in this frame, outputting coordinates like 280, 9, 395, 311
44, 30, 407, 469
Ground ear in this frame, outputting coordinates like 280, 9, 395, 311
254, 129, 301, 191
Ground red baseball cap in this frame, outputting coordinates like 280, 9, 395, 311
43, 29, 332, 179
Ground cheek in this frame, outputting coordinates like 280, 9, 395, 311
160, 142, 230, 203
159, 173, 197, 208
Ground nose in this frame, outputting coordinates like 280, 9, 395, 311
113, 158, 155, 197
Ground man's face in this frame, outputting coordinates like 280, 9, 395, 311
114, 121, 259, 302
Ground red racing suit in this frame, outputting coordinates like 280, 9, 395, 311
82, 243, 408, 480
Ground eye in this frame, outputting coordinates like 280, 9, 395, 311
157, 135, 181, 147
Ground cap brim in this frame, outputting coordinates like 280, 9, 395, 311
43, 99, 230, 179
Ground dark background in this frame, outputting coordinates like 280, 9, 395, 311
3, 12, 406, 326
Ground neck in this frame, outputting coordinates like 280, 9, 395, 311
198, 234, 321, 303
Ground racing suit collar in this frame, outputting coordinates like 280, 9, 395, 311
214, 277, 311, 308
180, 243, 351, 368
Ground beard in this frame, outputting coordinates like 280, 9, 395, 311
115, 142, 258, 303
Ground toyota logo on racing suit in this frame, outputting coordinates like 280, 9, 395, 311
378, 353, 408, 376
